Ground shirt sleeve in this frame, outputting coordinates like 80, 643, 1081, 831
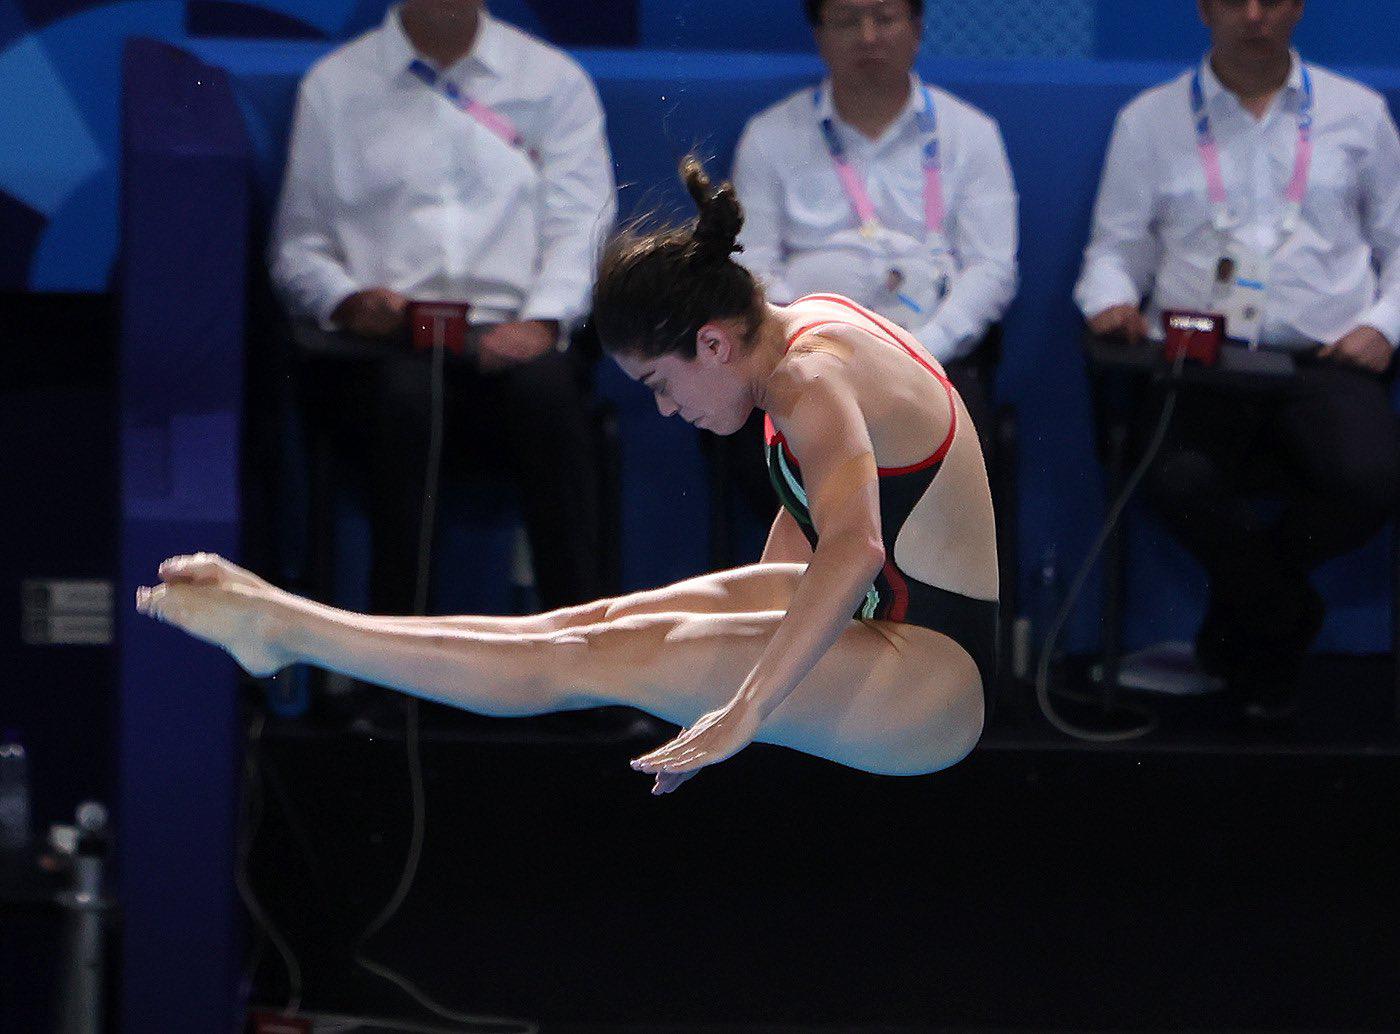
732, 118, 798, 304
268, 75, 360, 329
518, 65, 617, 331
1073, 107, 1163, 322
910, 115, 1019, 363
1353, 99, 1400, 349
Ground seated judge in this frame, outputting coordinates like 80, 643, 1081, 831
1074, 0, 1400, 721
269, 0, 617, 617
731, 0, 1019, 448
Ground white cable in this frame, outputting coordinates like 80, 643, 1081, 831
356, 956, 539, 1033
301, 1010, 511, 1033
412, 330, 448, 618
352, 334, 538, 1034
1033, 346, 1189, 742
354, 326, 443, 950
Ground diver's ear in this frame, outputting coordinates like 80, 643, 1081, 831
696, 322, 735, 365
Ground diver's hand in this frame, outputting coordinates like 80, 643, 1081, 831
629, 695, 762, 795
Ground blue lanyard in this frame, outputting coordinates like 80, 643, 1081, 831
408, 58, 528, 154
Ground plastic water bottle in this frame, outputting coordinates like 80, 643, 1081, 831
0, 732, 32, 852
57, 800, 112, 1034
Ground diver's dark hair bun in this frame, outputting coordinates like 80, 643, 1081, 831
681, 155, 744, 263
591, 155, 764, 360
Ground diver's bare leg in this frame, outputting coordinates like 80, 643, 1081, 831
391, 563, 805, 633
138, 555, 982, 777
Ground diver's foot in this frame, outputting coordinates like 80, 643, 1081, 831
156, 552, 271, 594
136, 554, 292, 676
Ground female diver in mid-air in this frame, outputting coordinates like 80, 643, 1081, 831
136, 157, 998, 795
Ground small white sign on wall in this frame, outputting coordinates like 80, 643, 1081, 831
22, 579, 113, 646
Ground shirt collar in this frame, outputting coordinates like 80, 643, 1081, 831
1199, 48, 1305, 108
466, 11, 507, 76
815, 73, 927, 134
380, 4, 505, 80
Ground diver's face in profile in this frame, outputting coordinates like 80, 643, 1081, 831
614, 326, 756, 436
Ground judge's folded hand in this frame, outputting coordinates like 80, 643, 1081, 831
478, 320, 560, 372
331, 288, 410, 338
1318, 325, 1393, 375
1088, 304, 1149, 345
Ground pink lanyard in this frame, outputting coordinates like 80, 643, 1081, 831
409, 58, 529, 156
1191, 62, 1314, 235
816, 82, 945, 238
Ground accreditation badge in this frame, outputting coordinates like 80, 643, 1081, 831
869, 232, 949, 320
1211, 251, 1266, 344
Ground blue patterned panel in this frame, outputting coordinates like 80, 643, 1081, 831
0, 0, 187, 289
924, 0, 1093, 59
0, 33, 106, 216
27, 1, 187, 290
641, 0, 1093, 55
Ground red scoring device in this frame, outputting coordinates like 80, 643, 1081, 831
407, 300, 471, 356
1162, 310, 1224, 367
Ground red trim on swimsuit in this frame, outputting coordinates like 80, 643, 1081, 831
783, 295, 958, 474
763, 413, 801, 470
880, 557, 910, 622
784, 320, 847, 350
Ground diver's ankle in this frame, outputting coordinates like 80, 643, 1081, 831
257, 595, 302, 669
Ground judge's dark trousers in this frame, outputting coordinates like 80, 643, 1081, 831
1137, 356, 1399, 667
325, 348, 602, 615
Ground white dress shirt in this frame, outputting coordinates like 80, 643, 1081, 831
1075, 52, 1400, 350
732, 76, 1019, 364
269, 7, 616, 330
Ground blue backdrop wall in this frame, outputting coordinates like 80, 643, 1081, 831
5, 0, 1400, 290
4, 0, 1397, 650
138, 36, 1395, 658
1096, 1, 1400, 67
102, 25, 1398, 1027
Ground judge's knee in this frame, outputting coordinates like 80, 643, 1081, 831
1312, 450, 1400, 513
1145, 449, 1223, 512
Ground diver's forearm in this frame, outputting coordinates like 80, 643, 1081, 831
736, 534, 884, 719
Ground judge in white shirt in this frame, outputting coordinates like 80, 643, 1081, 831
732, 0, 1019, 451
1074, 0, 1400, 721
270, 0, 616, 617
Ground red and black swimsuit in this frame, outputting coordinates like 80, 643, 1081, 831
764, 294, 998, 693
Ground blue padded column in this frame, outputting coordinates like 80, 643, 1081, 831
117, 38, 250, 1031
